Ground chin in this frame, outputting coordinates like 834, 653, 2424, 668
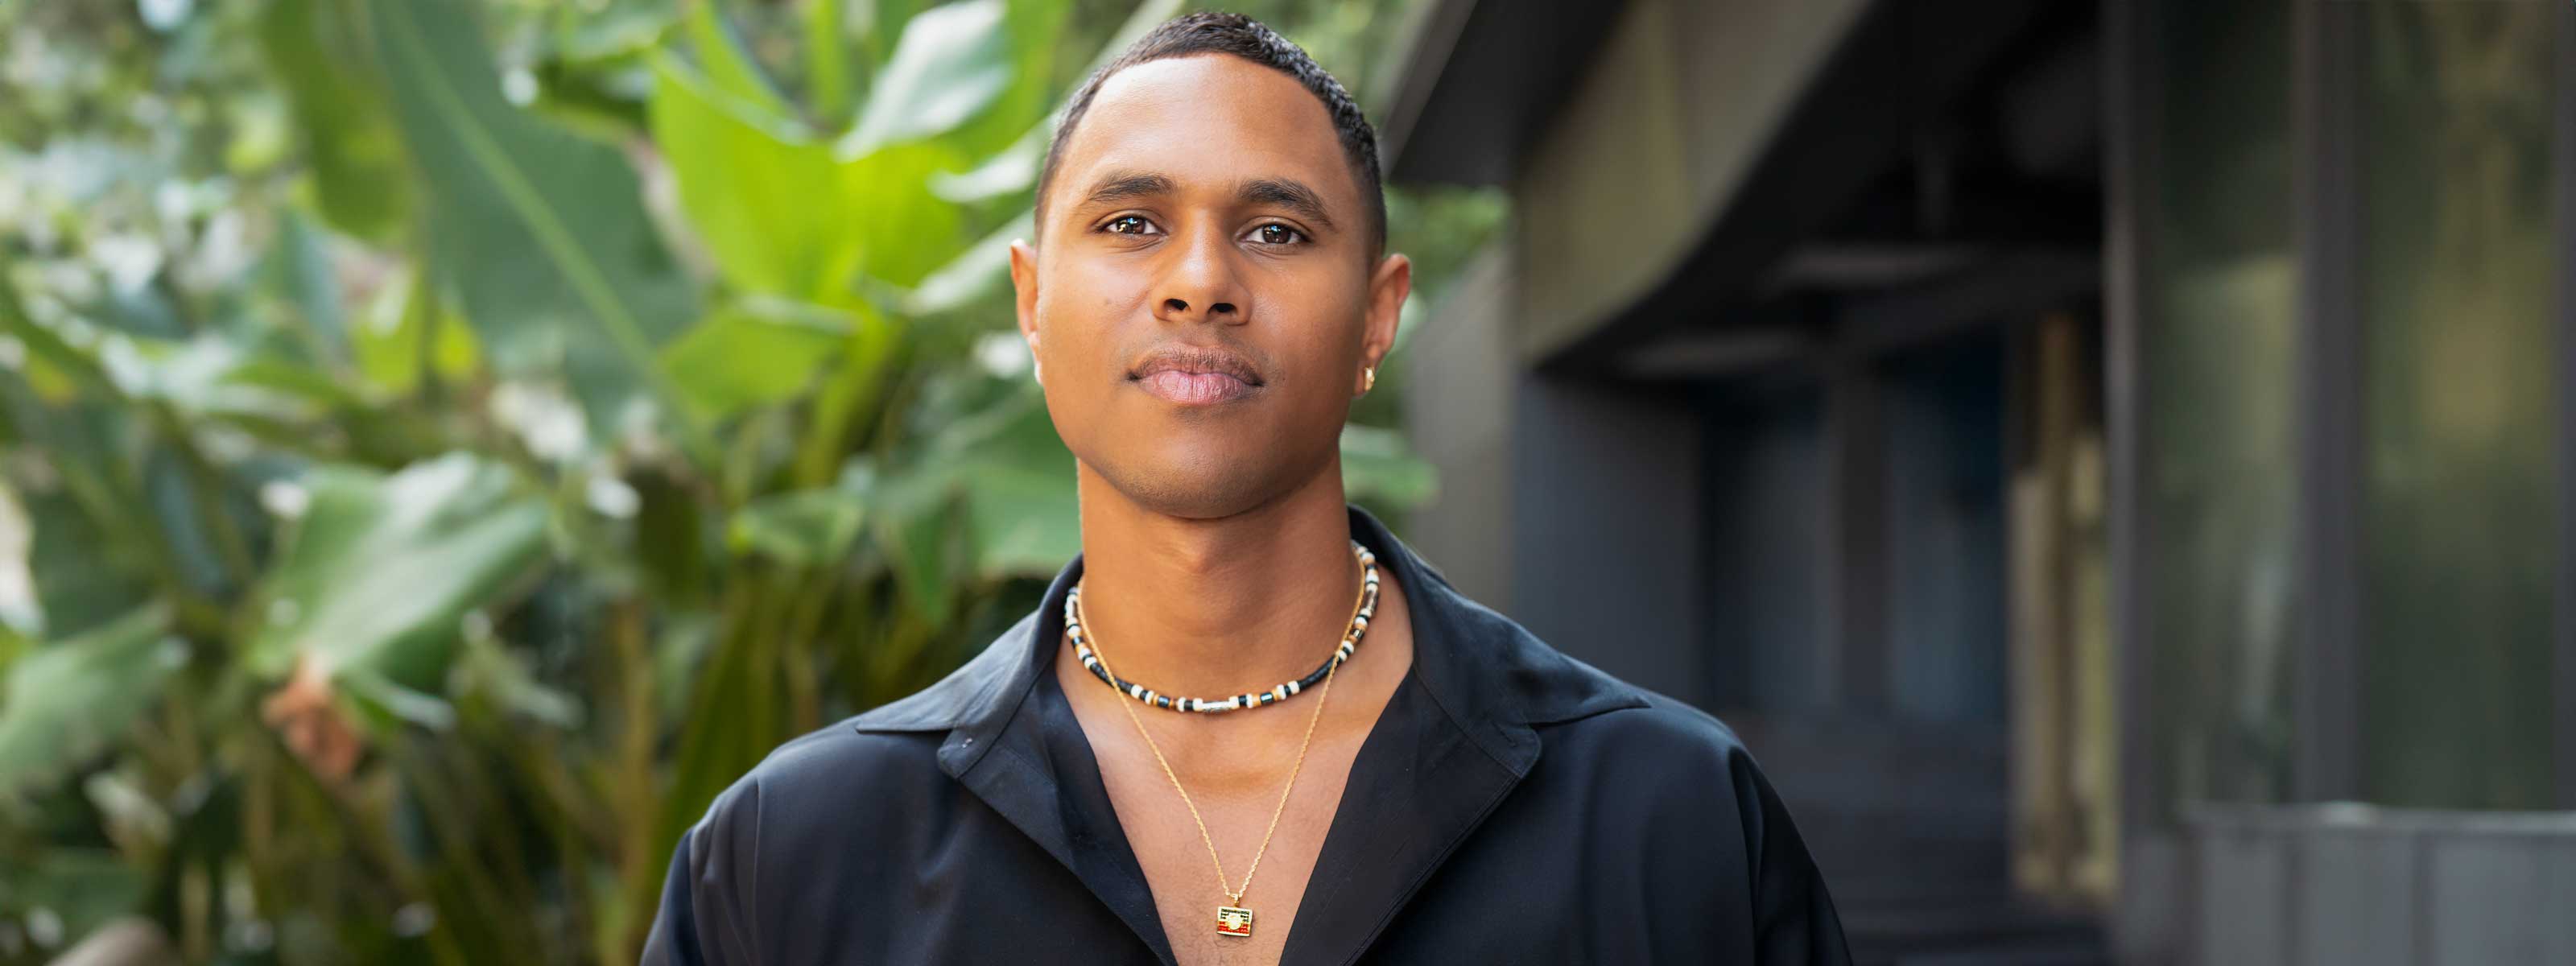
1104, 455, 1286, 521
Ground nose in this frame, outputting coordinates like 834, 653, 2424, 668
1151, 222, 1244, 324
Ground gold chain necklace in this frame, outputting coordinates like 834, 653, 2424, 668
1069, 552, 1364, 940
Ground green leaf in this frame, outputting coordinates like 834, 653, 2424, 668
681, 0, 795, 122
729, 488, 867, 566
251, 211, 351, 366
350, 270, 480, 397
875, 384, 1076, 583
928, 126, 1042, 203
247, 454, 549, 709
660, 298, 857, 423
549, 0, 683, 62
363, 0, 700, 442
0, 848, 151, 943
647, 54, 847, 299
0, 270, 119, 403
0, 605, 179, 806
20, 483, 157, 642
836, 0, 1013, 159
789, 302, 902, 487
904, 211, 1027, 316
804, 0, 853, 123
650, 53, 964, 301
1340, 423, 1439, 509
943, 390, 1078, 578
923, 0, 1183, 204
259, 0, 415, 244
855, 0, 935, 80
457, 632, 583, 729
932, 0, 1069, 163
112, 335, 324, 426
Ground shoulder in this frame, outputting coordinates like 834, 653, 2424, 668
679, 714, 949, 873
733, 715, 947, 811
1536, 687, 1825, 875
1555, 686, 1752, 757
645, 713, 956, 965
680, 614, 1037, 864
1538, 684, 1769, 799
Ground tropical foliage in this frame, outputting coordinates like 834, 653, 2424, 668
0, 0, 1497, 962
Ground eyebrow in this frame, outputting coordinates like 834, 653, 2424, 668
1078, 171, 1177, 209
1238, 177, 1337, 232
1073, 170, 1340, 232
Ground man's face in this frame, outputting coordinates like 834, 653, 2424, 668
1009, 54, 1410, 520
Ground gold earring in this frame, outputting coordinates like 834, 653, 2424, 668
1362, 365, 1376, 392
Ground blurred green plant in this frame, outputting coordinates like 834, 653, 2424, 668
0, 0, 1492, 963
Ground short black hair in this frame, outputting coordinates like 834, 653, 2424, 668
1035, 11, 1387, 256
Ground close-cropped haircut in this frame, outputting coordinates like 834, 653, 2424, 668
1034, 11, 1388, 257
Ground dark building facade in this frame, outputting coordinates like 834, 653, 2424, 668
1376, 1, 2576, 963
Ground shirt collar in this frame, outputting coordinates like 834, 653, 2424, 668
846, 502, 1648, 965
850, 502, 1646, 753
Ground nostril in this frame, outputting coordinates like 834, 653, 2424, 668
1164, 298, 1190, 312
1209, 302, 1236, 315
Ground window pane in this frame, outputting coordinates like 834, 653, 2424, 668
1885, 333, 2008, 726
1703, 382, 1829, 715
2357, 0, 2560, 810
2142, 0, 2300, 820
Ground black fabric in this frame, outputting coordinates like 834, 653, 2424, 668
643, 504, 1851, 965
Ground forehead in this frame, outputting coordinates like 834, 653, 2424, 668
1054, 54, 1358, 207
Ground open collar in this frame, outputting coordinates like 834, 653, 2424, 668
848, 502, 1648, 965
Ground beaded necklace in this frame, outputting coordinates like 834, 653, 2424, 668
1065, 539, 1377, 713
1066, 539, 1374, 939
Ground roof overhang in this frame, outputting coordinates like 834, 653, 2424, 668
1373, 0, 1633, 188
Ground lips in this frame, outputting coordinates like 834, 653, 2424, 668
1136, 369, 1257, 404
1128, 345, 1264, 406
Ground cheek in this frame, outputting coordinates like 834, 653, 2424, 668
1265, 283, 1373, 369
1041, 255, 1143, 316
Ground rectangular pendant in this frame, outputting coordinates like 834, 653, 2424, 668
1214, 906, 1255, 937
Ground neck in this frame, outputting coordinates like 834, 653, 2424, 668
1069, 464, 1364, 700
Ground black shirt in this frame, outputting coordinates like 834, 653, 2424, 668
644, 504, 1851, 964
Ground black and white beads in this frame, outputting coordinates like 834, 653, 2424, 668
1067, 539, 1379, 714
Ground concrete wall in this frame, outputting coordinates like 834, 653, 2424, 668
1399, 246, 1517, 609
1513, 0, 1870, 361
1397, 242, 1709, 706
1506, 374, 1707, 708
2186, 804, 2576, 965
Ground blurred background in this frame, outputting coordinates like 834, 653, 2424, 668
1387, 0, 2572, 964
0, 0, 2567, 964
0, 0, 1492, 961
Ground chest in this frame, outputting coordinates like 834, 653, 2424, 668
1100, 740, 1356, 966
746, 748, 1755, 966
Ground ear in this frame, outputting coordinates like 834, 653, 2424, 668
1009, 237, 1041, 365
1358, 252, 1412, 395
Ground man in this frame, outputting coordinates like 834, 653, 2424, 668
645, 12, 1848, 965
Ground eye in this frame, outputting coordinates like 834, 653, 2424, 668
1100, 214, 1159, 236
1246, 223, 1307, 246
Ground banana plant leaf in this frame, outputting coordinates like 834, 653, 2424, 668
837, 0, 1016, 159
349, 269, 481, 398
258, 0, 414, 246
245, 453, 549, 731
680, 0, 795, 121
658, 297, 861, 423
0, 605, 178, 807
361, 0, 700, 443
647, 52, 962, 303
